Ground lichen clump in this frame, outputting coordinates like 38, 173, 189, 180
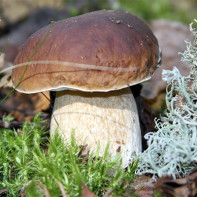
136, 20, 197, 178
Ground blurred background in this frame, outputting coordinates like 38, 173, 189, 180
0, 0, 196, 27
0, 0, 196, 137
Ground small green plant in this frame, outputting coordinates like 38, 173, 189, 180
0, 113, 138, 196
2, 114, 14, 122
136, 20, 197, 178
154, 191, 165, 197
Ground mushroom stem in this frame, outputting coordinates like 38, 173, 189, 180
50, 87, 142, 167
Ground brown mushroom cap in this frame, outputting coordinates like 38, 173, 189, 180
12, 10, 161, 93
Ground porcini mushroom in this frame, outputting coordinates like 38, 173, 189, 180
12, 10, 161, 167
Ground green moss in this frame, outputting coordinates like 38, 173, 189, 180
0, 113, 138, 196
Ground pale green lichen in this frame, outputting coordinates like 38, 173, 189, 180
136, 20, 197, 179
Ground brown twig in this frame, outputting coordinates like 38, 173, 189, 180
0, 188, 9, 195
0, 120, 23, 129
103, 188, 113, 197
58, 181, 68, 197
43, 186, 50, 197
0, 119, 50, 130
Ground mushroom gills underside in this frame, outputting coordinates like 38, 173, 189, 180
50, 87, 142, 168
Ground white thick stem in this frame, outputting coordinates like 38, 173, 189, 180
50, 87, 141, 167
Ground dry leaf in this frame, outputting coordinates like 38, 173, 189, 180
81, 183, 97, 197
133, 175, 155, 197
0, 88, 50, 121
155, 167, 197, 197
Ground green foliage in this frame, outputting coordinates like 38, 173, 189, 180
63, 0, 196, 24
2, 114, 14, 122
118, 0, 194, 23
136, 20, 197, 178
0, 114, 137, 196
0, 114, 48, 196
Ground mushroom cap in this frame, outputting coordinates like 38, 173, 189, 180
12, 10, 161, 93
